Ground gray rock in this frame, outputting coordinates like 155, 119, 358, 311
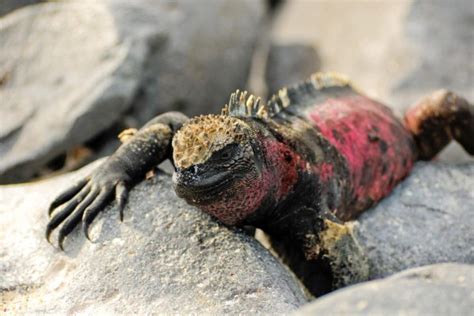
392, 0, 474, 110
120, 0, 265, 122
0, 160, 307, 314
295, 263, 474, 316
0, 0, 42, 17
321, 162, 474, 286
265, 43, 320, 96
0, 1, 147, 184
0, 0, 265, 183
272, 0, 473, 110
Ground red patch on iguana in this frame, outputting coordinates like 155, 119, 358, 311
262, 139, 304, 200
308, 94, 416, 212
318, 162, 334, 182
199, 170, 272, 225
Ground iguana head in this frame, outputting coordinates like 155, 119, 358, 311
171, 114, 271, 225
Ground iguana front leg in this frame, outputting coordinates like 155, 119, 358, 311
46, 112, 188, 250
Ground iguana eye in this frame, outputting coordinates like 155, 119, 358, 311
221, 151, 232, 160
217, 144, 238, 161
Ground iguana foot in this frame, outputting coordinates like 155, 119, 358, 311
46, 112, 188, 250
404, 90, 474, 160
46, 162, 130, 250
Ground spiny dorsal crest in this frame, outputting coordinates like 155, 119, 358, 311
221, 89, 271, 119
172, 114, 249, 169
266, 72, 352, 115
222, 72, 352, 120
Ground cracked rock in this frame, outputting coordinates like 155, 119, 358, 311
0, 160, 307, 314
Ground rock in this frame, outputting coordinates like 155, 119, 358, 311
392, 0, 474, 110
0, 0, 265, 184
294, 263, 474, 316
0, 0, 42, 17
272, 0, 473, 109
122, 0, 265, 122
321, 162, 474, 286
0, 1, 147, 184
271, 0, 415, 103
0, 160, 307, 314
265, 43, 320, 96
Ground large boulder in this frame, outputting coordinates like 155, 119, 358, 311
119, 0, 266, 121
295, 263, 474, 316
0, 161, 307, 314
0, 0, 265, 183
0, 1, 146, 183
320, 162, 474, 286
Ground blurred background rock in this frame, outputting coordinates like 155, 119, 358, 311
0, 0, 472, 182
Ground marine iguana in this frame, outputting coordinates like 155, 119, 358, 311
46, 73, 473, 284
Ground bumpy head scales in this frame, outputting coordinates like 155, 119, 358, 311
172, 115, 249, 169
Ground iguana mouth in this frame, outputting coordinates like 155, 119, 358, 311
173, 169, 237, 203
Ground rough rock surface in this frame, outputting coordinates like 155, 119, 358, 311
322, 162, 474, 286
0, 0, 264, 183
295, 263, 474, 316
0, 160, 307, 314
265, 43, 319, 96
